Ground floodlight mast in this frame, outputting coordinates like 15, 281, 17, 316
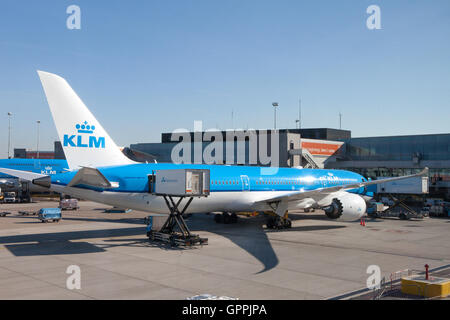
272, 102, 279, 130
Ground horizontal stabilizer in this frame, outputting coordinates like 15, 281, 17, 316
0, 168, 47, 181
67, 167, 117, 188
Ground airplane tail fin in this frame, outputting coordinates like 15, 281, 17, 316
37, 71, 136, 169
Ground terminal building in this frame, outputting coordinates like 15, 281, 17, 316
13, 141, 66, 160
129, 128, 348, 169
129, 129, 449, 200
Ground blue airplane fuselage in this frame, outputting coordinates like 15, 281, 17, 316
49, 163, 371, 197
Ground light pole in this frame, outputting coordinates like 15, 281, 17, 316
36, 120, 41, 159
298, 98, 302, 129
272, 102, 278, 130
7, 112, 12, 158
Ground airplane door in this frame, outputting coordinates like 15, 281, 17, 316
190, 172, 201, 194
240, 175, 250, 191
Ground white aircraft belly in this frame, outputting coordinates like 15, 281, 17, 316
50, 185, 289, 214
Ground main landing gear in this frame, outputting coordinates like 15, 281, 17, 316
266, 214, 292, 230
214, 212, 238, 224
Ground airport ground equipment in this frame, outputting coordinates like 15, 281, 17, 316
3, 191, 17, 203
401, 265, 450, 298
18, 181, 32, 203
147, 169, 209, 246
402, 276, 450, 298
376, 176, 429, 195
18, 211, 37, 216
370, 175, 429, 220
366, 202, 387, 216
38, 208, 62, 223
369, 265, 450, 300
429, 204, 450, 217
59, 198, 79, 210
105, 207, 132, 213
370, 195, 424, 220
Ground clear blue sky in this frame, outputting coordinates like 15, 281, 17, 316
1, 0, 449, 158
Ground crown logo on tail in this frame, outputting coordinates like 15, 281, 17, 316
76, 121, 96, 134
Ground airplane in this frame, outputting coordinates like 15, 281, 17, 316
0, 71, 428, 229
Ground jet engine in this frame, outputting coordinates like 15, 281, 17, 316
323, 193, 367, 222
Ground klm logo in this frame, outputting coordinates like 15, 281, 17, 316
63, 121, 105, 148
41, 166, 56, 175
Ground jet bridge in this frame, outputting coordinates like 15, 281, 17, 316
147, 169, 210, 246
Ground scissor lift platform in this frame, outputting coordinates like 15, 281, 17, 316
147, 195, 208, 246
146, 169, 210, 247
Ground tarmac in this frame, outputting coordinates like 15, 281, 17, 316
0, 200, 449, 300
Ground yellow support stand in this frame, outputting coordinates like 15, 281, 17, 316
401, 276, 450, 298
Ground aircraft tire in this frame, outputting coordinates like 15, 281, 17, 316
284, 218, 292, 229
223, 212, 231, 224
266, 216, 275, 229
214, 214, 223, 224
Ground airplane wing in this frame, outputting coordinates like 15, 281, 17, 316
255, 167, 429, 204
67, 167, 117, 188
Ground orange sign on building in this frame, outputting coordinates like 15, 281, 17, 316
301, 141, 342, 156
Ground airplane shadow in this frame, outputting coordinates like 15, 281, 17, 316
0, 227, 145, 257
5, 241, 106, 256
188, 215, 280, 274
265, 225, 346, 233
0, 212, 347, 274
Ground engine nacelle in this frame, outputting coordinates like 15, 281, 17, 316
323, 193, 367, 222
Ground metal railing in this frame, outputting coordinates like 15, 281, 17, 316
372, 268, 446, 300
301, 148, 321, 169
